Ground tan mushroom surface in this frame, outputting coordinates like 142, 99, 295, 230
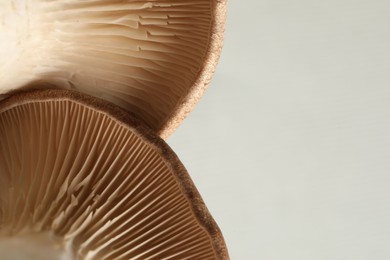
0, 90, 228, 259
0, 0, 226, 138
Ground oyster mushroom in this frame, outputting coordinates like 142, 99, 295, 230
0, 0, 226, 138
0, 89, 228, 259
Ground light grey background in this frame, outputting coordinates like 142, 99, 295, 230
169, 1, 390, 259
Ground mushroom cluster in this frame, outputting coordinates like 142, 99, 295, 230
0, 1, 228, 259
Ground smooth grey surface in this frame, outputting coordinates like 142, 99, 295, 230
168, 1, 390, 259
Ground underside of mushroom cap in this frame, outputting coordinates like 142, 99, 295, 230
0, 89, 228, 259
0, 0, 226, 138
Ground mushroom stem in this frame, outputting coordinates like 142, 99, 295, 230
0, 232, 73, 260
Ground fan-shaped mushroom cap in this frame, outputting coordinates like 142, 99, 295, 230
0, 0, 226, 138
0, 89, 228, 259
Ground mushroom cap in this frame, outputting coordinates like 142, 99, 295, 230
0, 0, 227, 139
0, 89, 228, 259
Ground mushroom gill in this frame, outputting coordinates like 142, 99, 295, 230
0, 0, 226, 138
0, 90, 228, 259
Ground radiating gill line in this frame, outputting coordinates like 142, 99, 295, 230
37, 102, 88, 224
59, 136, 158, 235
78, 182, 184, 255
164, 238, 214, 260
89, 179, 182, 244
86, 173, 179, 238
112, 210, 197, 256
60, 49, 194, 88
94, 199, 191, 258
58, 54, 183, 90
65, 45, 197, 80
130, 222, 209, 259
90, 134, 146, 195
55, 30, 205, 62
18, 104, 49, 228
34, 102, 76, 216
39, 103, 101, 226
121, 225, 209, 259
43, 2, 155, 13
55, 119, 121, 233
